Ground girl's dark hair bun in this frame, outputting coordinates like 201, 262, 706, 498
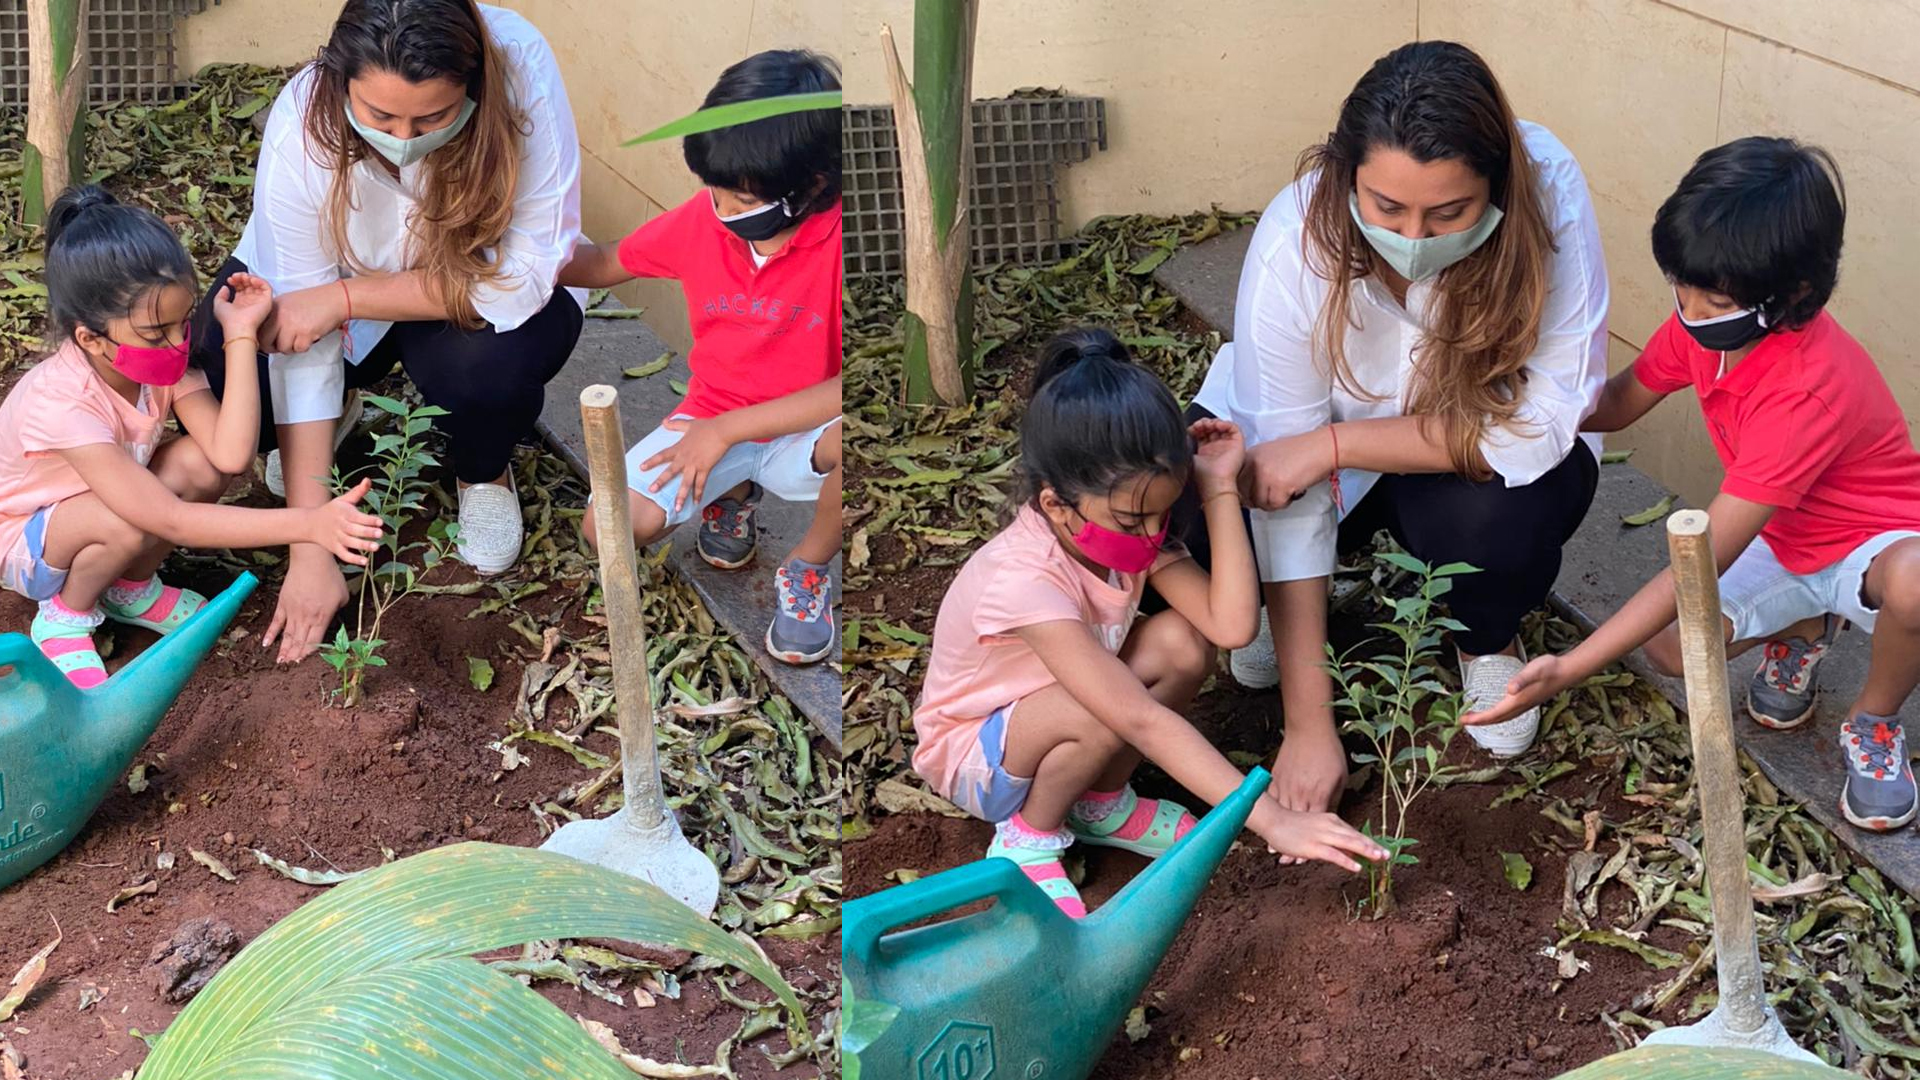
44, 184, 120, 250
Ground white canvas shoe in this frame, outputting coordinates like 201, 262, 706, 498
1229, 607, 1280, 689
264, 390, 364, 499
456, 472, 523, 575
1459, 647, 1540, 758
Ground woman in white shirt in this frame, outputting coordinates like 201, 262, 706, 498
188, 0, 584, 663
1187, 41, 1608, 815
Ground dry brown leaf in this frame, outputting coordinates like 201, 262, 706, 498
874, 776, 968, 818
0, 922, 61, 1022
1752, 872, 1831, 904
663, 697, 753, 719
106, 880, 158, 913
576, 1015, 725, 1077
189, 847, 238, 883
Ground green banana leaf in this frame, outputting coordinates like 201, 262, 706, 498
139, 843, 801, 1078
1551, 1046, 1849, 1079
622, 91, 842, 145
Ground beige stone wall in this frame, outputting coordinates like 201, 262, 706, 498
178, 0, 837, 355
842, 0, 1920, 504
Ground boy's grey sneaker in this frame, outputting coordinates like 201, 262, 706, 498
1837, 711, 1918, 831
766, 557, 834, 665
1747, 614, 1841, 730
697, 482, 760, 569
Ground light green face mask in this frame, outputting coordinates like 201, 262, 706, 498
345, 96, 478, 168
1348, 192, 1503, 282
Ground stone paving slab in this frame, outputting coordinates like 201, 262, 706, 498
536, 314, 842, 749
1159, 228, 1920, 897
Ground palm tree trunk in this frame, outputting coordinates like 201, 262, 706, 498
882, 0, 977, 406
23, 0, 89, 225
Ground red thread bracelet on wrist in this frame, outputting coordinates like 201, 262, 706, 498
1328, 422, 1345, 514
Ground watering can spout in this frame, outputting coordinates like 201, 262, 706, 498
1080, 768, 1268, 960
89, 574, 257, 760
0, 574, 256, 891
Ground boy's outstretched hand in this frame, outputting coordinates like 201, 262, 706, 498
1251, 797, 1389, 872
1460, 653, 1570, 727
1189, 417, 1245, 492
213, 272, 274, 338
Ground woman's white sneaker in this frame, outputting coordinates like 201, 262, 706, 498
456, 474, 523, 575
263, 390, 364, 498
1229, 608, 1280, 689
1459, 648, 1539, 758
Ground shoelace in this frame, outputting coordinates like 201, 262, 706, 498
777, 567, 828, 621
702, 499, 754, 539
1850, 721, 1905, 777
1761, 636, 1825, 692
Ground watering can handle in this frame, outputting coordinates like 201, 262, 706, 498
844, 856, 1064, 965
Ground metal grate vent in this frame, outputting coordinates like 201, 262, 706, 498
843, 93, 1106, 279
0, 0, 212, 107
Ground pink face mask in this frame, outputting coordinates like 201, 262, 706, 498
103, 325, 191, 386
1071, 517, 1168, 575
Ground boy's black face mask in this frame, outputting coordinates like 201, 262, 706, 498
1675, 289, 1770, 352
714, 193, 797, 243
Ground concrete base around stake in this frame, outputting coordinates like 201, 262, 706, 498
1641, 1005, 1825, 1064
539, 803, 721, 918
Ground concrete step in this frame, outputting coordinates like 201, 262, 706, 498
536, 313, 841, 750
1157, 229, 1920, 897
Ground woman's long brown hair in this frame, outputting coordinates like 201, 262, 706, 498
303, 0, 525, 329
1296, 40, 1556, 480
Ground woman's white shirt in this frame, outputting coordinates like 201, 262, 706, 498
1193, 120, 1609, 583
234, 3, 585, 426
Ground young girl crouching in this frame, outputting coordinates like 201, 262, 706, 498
912, 328, 1384, 917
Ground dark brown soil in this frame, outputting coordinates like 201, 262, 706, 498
0, 544, 830, 1078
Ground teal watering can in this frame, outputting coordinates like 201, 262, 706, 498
845, 768, 1270, 1080
0, 573, 256, 891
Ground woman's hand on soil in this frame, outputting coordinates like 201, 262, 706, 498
1253, 802, 1388, 873
1460, 654, 1567, 727
641, 416, 733, 514
1267, 728, 1349, 863
262, 547, 350, 664
261, 282, 349, 355
1189, 418, 1246, 495
213, 272, 274, 337
306, 477, 385, 566
1242, 428, 1335, 512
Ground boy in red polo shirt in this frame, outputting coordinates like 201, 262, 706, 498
560, 50, 841, 665
1464, 137, 1920, 831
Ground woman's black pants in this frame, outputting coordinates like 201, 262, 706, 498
190, 257, 583, 485
1156, 404, 1599, 655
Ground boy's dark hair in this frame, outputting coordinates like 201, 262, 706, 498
43, 185, 198, 352
1652, 136, 1845, 331
684, 49, 841, 219
1018, 328, 1191, 514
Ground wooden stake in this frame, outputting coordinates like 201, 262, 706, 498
579, 385, 664, 829
1667, 509, 1769, 1035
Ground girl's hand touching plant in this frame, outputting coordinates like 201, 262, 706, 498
212, 272, 274, 338
1188, 417, 1246, 497
1249, 796, 1386, 872
306, 477, 385, 566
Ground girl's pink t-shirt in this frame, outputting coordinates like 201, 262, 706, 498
911, 505, 1182, 798
0, 342, 209, 564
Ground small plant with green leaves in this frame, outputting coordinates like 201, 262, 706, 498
1326, 551, 1479, 918
317, 394, 460, 707
839, 976, 900, 1080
